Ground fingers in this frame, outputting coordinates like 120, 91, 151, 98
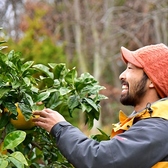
33, 119, 51, 132
32, 109, 53, 132
32, 108, 66, 132
33, 108, 52, 117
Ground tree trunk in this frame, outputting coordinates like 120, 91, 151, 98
73, 0, 87, 73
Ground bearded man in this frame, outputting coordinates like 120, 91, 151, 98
33, 43, 168, 168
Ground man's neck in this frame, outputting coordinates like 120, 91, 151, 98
134, 95, 160, 112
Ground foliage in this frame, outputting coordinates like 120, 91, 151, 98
0, 39, 107, 167
0, 131, 27, 168
6, 2, 67, 65
91, 128, 110, 142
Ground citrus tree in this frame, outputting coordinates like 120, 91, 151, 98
0, 39, 108, 167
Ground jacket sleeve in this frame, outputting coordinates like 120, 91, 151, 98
50, 118, 168, 168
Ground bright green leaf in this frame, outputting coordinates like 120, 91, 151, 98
33, 64, 54, 79
80, 103, 87, 112
23, 77, 30, 86
48, 63, 57, 69
7, 50, 14, 60
21, 61, 34, 72
3, 131, 26, 150
0, 159, 8, 168
9, 151, 28, 166
30, 86, 39, 93
36, 91, 50, 102
8, 157, 24, 168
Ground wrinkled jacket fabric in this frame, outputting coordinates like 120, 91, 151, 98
50, 98, 168, 168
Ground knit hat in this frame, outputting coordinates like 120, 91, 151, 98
121, 43, 168, 98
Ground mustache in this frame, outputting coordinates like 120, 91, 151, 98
121, 79, 129, 86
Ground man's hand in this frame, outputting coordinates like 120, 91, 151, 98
32, 108, 66, 132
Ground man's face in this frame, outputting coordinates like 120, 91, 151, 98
119, 63, 148, 106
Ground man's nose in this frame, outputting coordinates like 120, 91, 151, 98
119, 70, 126, 80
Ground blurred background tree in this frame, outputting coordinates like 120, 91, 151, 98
0, 0, 168, 134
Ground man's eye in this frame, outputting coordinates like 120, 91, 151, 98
127, 66, 132, 69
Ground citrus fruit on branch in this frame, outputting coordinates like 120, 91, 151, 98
10, 103, 35, 130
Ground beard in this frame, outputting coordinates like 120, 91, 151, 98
120, 73, 148, 106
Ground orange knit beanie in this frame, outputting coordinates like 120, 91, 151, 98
121, 43, 168, 98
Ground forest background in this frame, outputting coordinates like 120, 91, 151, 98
1, 0, 168, 134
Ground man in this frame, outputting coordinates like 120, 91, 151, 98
33, 43, 168, 168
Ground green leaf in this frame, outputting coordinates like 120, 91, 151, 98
80, 103, 87, 112
82, 85, 105, 94
3, 130, 26, 150
30, 86, 39, 93
33, 64, 54, 79
21, 61, 34, 72
45, 91, 61, 109
0, 87, 11, 99
64, 68, 77, 84
85, 112, 94, 128
92, 108, 100, 120
91, 134, 110, 142
36, 91, 50, 102
48, 63, 57, 69
0, 41, 6, 45
84, 98, 98, 111
0, 114, 9, 129
80, 102, 92, 112
40, 77, 54, 87
32, 103, 45, 111
68, 95, 79, 110
18, 103, 32, 120
4, 102, 17, 115
97, 94, 108, 101
11, 79, 21, 89
9, 151, 28, 167
53, 63, 66, 79
59, 87, 71, 96
0, 159, 8, 168
97, 128, 110, 136
8, 157, 24, 168
24, 93, 34, 106
0, 46, 8, 50
91, 128, 110, 142
7, 50, 15, 60
23, 77, 30, 86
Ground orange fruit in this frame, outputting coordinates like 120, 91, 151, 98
10, 103, 36, 130
0, 142, 7, 155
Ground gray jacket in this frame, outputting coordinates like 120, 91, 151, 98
50, 118, 168, 168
